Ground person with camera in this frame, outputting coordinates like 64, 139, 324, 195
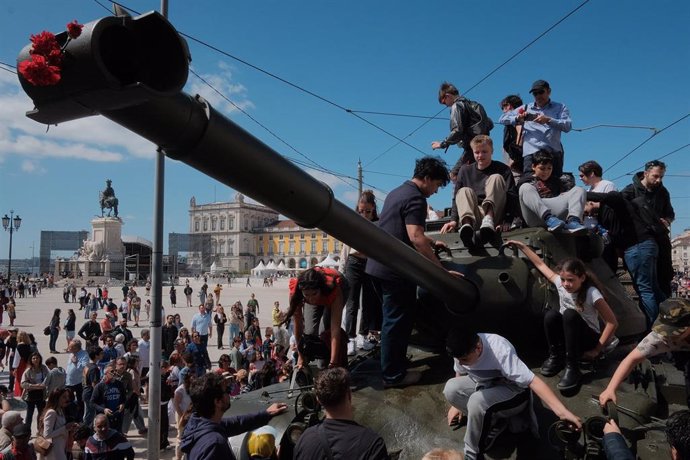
499, 79, 571, 178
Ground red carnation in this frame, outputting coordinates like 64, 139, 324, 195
29, 31, 60, 57
66, 20, 83, 39
18, 54, 61, 86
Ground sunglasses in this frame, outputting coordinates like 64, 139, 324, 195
532, 89, 546, 96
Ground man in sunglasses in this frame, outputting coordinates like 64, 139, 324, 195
499, 79, 572, 178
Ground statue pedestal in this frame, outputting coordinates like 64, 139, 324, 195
92, 218, 124, 257
91, 217, 125, 278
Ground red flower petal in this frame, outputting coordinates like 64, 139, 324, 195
18, 55, 61, 86
66, 20, 83, 39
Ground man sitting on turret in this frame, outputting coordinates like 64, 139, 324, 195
440, 135, 518, 247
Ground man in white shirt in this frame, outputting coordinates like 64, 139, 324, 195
578, 160, 617, 193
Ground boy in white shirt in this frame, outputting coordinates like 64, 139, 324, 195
444, 331, 581, 460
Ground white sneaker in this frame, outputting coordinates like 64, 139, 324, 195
356, 334, 367, 350
347, 339, 356, 356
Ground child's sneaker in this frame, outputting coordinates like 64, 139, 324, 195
564, 217, 586, 234
544, 216, 565, 232
347, 339, 356, 356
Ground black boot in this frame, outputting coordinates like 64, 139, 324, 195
540, 346, 565, 377
557, 362, 582, 390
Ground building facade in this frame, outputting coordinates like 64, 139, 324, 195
187, 194, 341, 273
671, 229, 690, 275
256, 220, 341, 270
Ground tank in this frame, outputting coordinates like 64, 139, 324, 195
16, 11, 685, 459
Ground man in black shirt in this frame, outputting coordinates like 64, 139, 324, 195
295, 367, 388, 460
78, 312, 102, 350
440, 135, 517, 246
366, 156, 456, 387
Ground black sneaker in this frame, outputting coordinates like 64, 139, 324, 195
460, 223, 475, 248
482, 418, 509, 452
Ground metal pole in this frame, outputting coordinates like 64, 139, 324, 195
7, 211, 14, 283
357, 159, 362, 198
147, 4, 167, 457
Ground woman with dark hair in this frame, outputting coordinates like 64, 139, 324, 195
40, 388, 79, 460
283, 267, 349, 369
21, 352, 49, 432
213, 305, 228, 349
340, 190, 383, 356
49, 308, 61, 354
64, 309, 77, 351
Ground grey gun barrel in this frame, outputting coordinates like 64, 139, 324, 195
17, 11, 477, 314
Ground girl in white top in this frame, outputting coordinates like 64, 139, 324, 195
508, 240, 618, 391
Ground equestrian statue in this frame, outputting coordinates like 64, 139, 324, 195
99, 179, 119, 217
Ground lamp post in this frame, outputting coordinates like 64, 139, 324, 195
2, 210, 22, 283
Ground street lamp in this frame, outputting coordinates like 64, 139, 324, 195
2, 210, 22, 283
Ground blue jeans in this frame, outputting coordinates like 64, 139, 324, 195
49, 327, 59, 352
624, 239, 666, 328
372, 277, 416, 384
229, 323, 241, 345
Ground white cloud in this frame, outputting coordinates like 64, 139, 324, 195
188, 62, 254, 115
0, 76, 162, 164
21, 160, 38, 174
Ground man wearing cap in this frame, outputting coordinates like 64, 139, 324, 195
599, 298, 690, 408
0, 423, 37, 460
499, 79, 572, 178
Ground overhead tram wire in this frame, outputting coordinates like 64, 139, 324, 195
362, 0, 592, 168
605, 112, 690, 174
0, 61, 17, 75
611, 143, 690, 182
99, 0, 593, 165
189, 69, 389, 195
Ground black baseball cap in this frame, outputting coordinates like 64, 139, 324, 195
530, 80, 550, 93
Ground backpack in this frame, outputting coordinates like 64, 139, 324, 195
459, 98, 494, 138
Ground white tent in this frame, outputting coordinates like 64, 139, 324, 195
251, 260, 266, 277
209, 261, 219, 274
265, 260, 278, 271
317, 253, 339, 268
276, 260, 287, 271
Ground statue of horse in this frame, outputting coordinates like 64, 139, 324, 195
99, 192, 119, 217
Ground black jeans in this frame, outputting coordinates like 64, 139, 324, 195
216, 324, 225, 348
544, 308, 599, 363
25, 399, 46, 432
343, 256, 382, 338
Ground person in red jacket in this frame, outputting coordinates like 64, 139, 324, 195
283, 267, 349, 369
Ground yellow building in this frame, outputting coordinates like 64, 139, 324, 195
256, 219, 341, 270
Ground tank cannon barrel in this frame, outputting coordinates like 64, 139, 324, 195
17, 11, 478, 314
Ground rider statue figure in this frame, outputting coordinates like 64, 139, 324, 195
99, 179, 119, 217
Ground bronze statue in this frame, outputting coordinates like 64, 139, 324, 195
99, 179, 119, 217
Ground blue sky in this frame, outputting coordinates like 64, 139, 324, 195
1, 0, 689, 260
